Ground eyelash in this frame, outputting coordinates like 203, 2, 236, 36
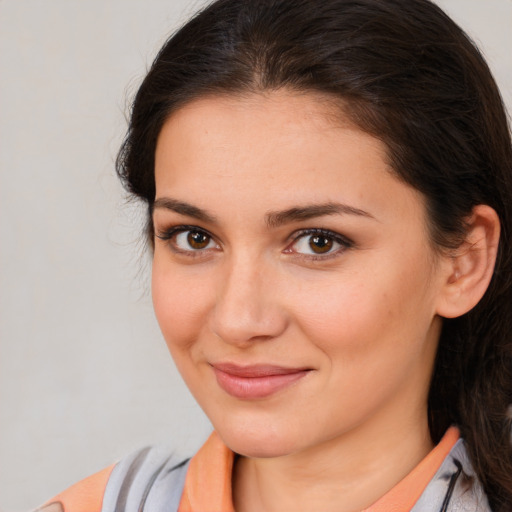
286, 228, 354, 260
155, 225, 219, 258
155, 225, 353, 260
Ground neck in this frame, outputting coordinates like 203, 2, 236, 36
233, 411, 433, 512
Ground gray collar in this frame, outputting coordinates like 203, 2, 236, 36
411, 439, 490, 512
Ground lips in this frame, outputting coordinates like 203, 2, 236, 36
211, 363, 311, 399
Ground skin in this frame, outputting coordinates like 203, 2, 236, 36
151, 91, 481, 512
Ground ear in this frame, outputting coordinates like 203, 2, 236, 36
436, 205, 500, 319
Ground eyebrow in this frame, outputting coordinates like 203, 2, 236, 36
153, 197, 374, 227
153, 197, 218, 224
265, 203, 374, 228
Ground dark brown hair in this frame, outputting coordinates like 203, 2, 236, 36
117, 0, 512, 509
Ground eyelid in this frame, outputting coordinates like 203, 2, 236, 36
155, 223, 212, 239
285, 228, 354, 258
155, 224, 221, 255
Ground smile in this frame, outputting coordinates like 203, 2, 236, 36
211, 363, 311, 399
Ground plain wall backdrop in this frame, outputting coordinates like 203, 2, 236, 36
0, 1, 511, 510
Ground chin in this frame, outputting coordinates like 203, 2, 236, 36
212, 414, 305, 459
222, 432, 297, 459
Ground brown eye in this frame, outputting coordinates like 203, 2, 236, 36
171, 229, 217, 252
309, 235, 333, 254
289, 229, 350, 258
187, 231, 210, 249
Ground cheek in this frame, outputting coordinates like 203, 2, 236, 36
289, 261, 436, 361
292, 280, 390, 358
290, 269, 439, 422
151, 258, 213, 351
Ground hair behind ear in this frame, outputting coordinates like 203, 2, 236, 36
429, 205, 511, 511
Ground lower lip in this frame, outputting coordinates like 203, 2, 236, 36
213, 368, 310, 399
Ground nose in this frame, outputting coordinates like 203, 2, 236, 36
210, 255, 288, 346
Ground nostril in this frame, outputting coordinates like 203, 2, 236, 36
210, 300, 288, 346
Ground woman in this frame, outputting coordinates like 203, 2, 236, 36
37, 0, 512, 510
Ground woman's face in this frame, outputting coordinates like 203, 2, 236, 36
152, 91, 448, 458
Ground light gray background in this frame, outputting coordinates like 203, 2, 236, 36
0, 1, 511, 510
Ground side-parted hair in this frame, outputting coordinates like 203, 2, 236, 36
116, 0, 512, 509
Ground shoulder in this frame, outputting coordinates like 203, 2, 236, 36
412, 439, 492, 512
35, 446, 190, 512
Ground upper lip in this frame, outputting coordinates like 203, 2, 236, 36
211, 362, 312, 378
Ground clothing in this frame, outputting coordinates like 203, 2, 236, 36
37, 428, 491, 512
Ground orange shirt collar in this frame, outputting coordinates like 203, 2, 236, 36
363, 426, 460, 512
178, 431, 235, 512
178, 427, 460, 512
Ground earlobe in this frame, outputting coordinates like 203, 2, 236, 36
436, 205, 500, 319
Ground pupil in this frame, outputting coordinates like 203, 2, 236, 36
188, 231, 209, 249
309, 235, 333, 254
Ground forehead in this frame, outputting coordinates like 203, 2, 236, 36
154, 91, 425, 228
155, 90, 386, 181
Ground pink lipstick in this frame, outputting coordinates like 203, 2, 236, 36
212, 363, 311, 399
